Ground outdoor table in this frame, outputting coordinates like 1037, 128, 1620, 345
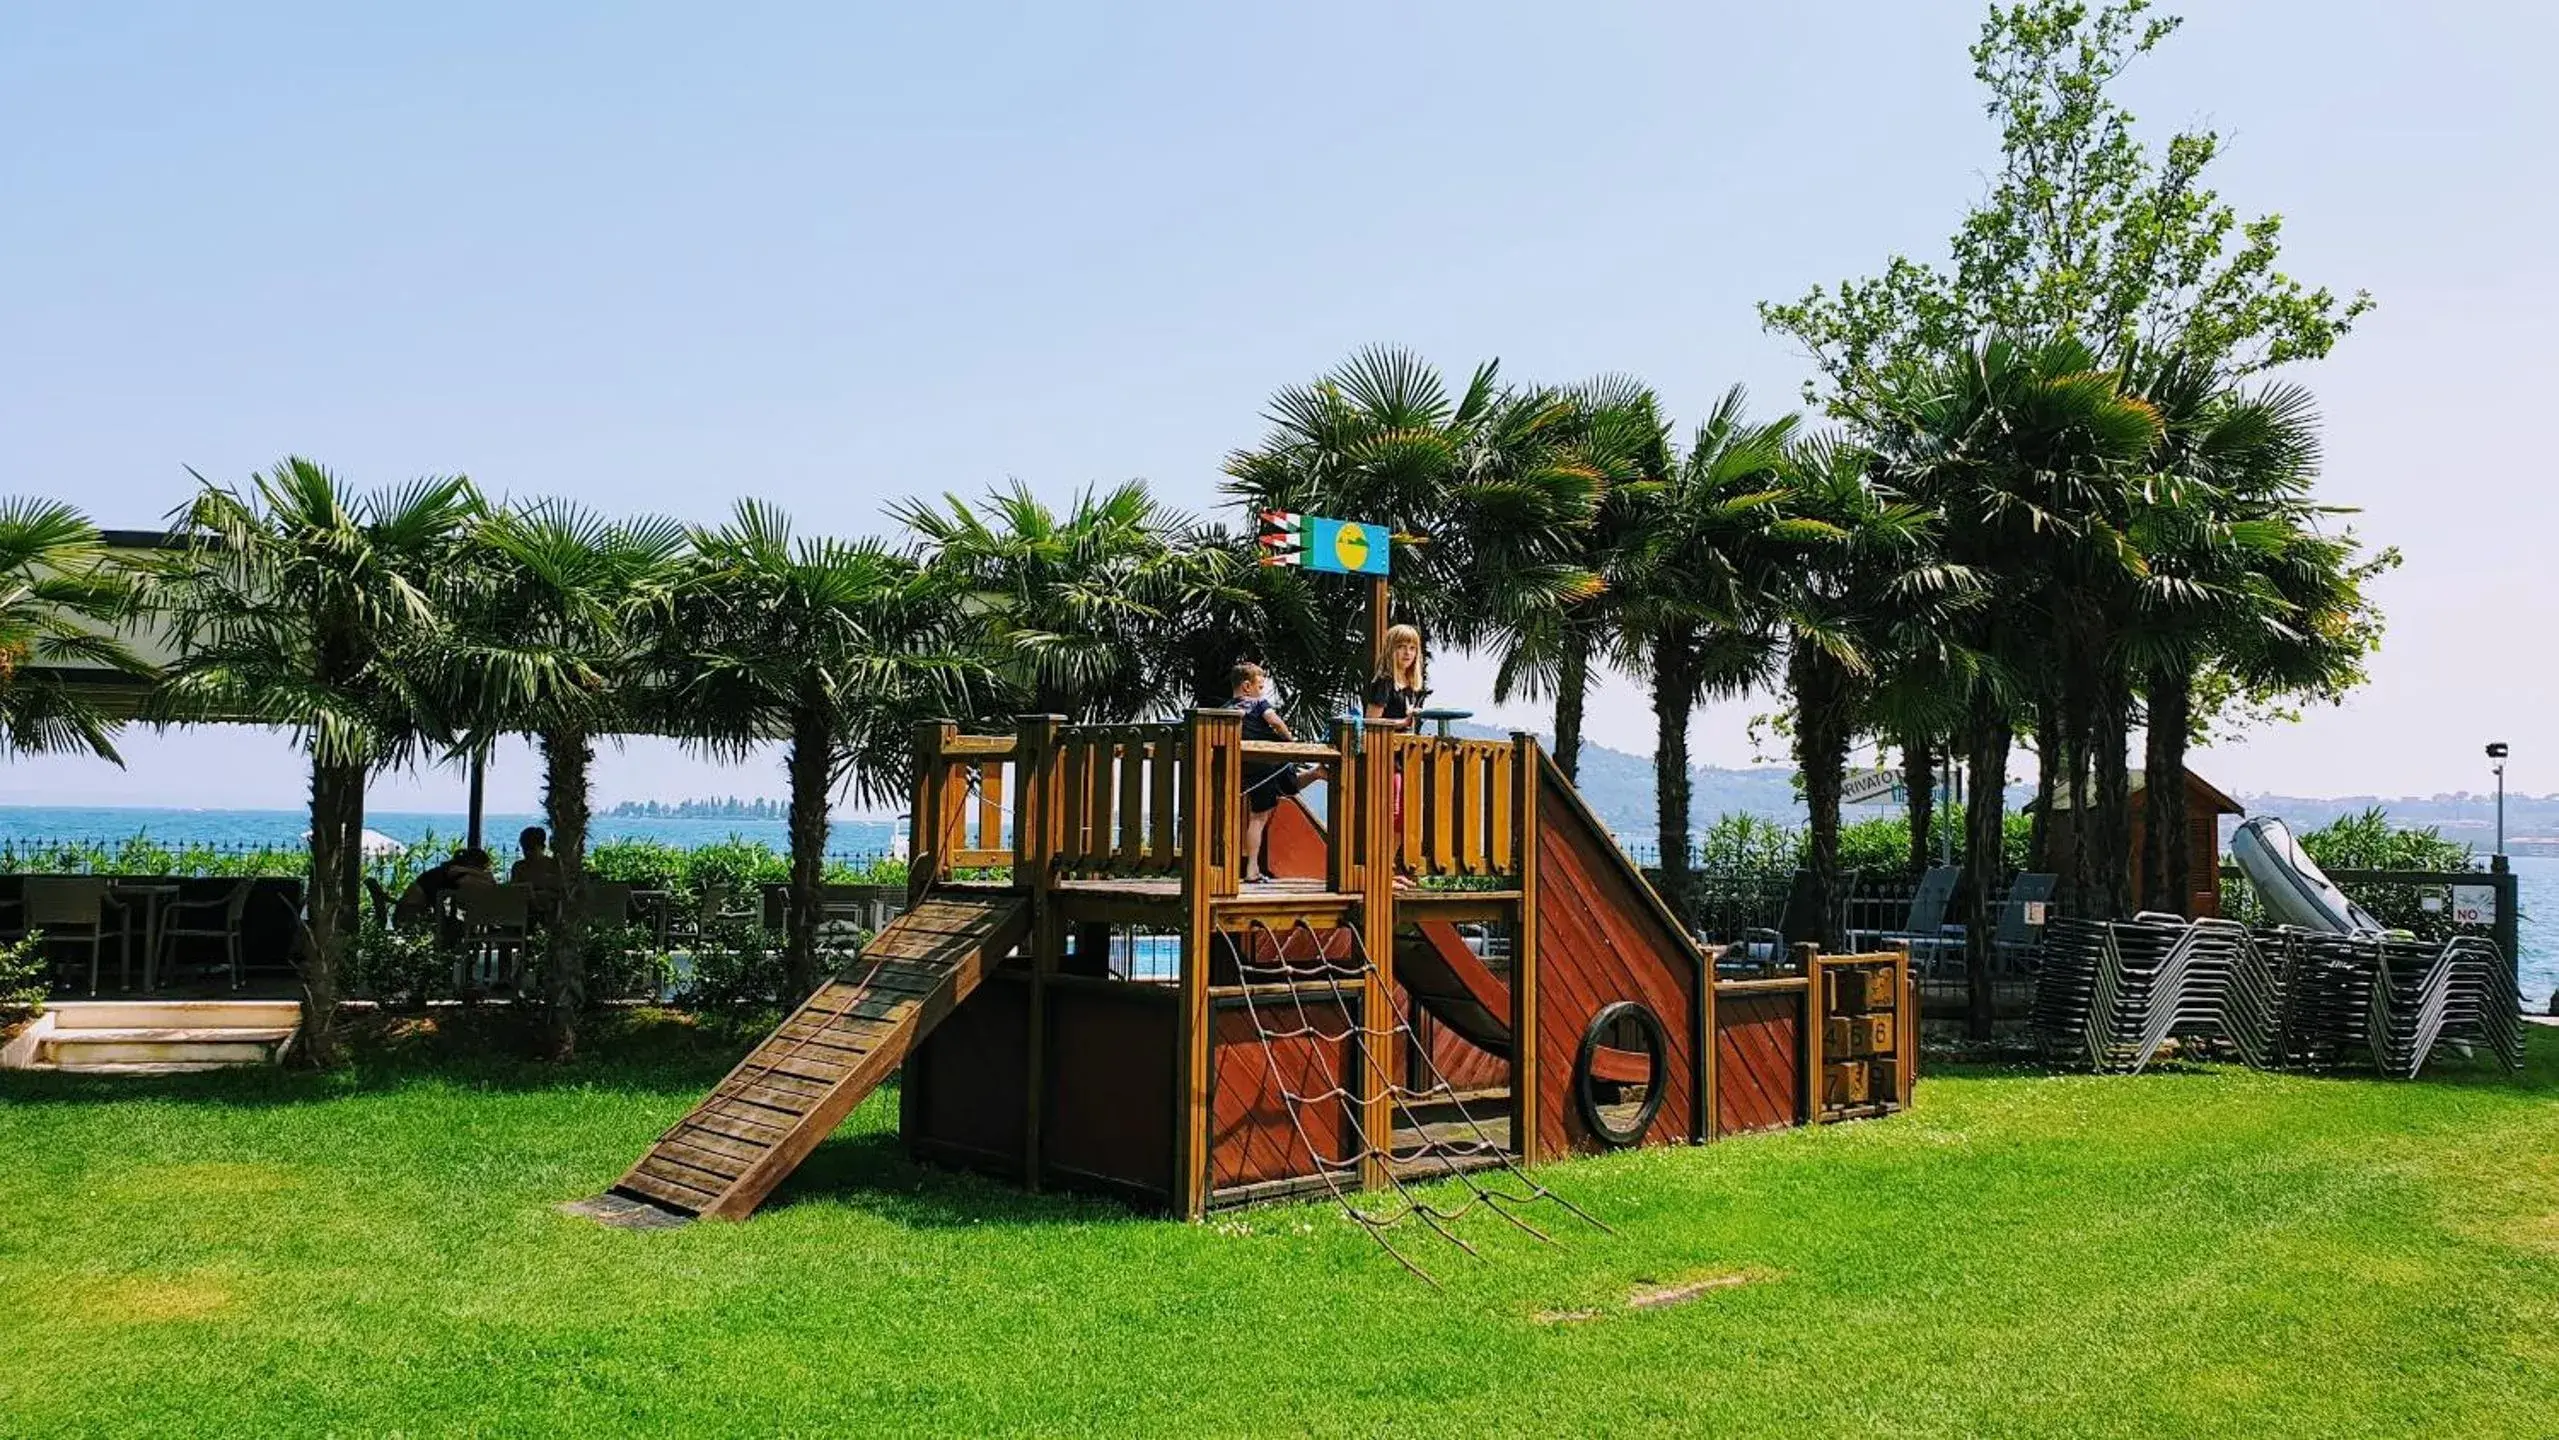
1415, 706, 1473, 739
106, 880, 183, 992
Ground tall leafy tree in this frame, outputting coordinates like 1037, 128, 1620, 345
896, 479, 1240, 722
0, 499, 148, 762
448, 501, 688, 1060
1611, 387, 1800, 910
1762, 0, 2379, 929
661, 501, 981, 1001
1761, 0, 2370, 399
150, 460, 478, 1066
1490, 375, 1661, 781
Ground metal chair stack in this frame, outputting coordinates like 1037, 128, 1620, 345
2038, 919, 2523, 1079
2126, 916, 2277, 1072
2363, 933, 2524, 1078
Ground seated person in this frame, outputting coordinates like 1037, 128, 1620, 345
393, 847, 495, 929
1235, 662, 1315, 884
510, 826, 563, 893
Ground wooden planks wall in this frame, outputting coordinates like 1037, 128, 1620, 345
901, 974, 1030, 1173
1531, 769, 1701, 1157
1042, 983, 1178, 1201
1209, 996, 1358, 1192
1712, 986, 1805, 1135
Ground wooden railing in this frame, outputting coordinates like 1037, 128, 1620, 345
1393, 735, 1524, 880
908, 715, 1533, 899
1053, 722, 1190, 880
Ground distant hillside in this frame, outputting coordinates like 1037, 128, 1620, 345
1452, 723, 1802, 843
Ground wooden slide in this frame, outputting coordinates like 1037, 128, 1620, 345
612, 893, 1029, 1220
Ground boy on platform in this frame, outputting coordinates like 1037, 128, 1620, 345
1233, 662, 1311, 884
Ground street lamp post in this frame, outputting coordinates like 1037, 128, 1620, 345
2486, 742, 2509, 873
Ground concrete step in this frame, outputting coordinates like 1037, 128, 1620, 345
45, 1000, 300, 1032
21, 1060, 246, 1075
39, 1027, 294, 1068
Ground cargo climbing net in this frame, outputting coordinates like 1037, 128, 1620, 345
1219, 918, 1607, 1284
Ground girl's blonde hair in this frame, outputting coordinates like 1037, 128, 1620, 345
1379, 624, 1425, 691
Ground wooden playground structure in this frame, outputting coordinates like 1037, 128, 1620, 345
610, 711, 1915, 1227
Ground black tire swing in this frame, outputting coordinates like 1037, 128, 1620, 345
1573, 1000, 1668, 1147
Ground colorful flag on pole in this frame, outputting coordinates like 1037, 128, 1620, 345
1257, 511, 1389, 576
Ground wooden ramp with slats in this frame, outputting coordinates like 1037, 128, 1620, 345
610, 893, 1030, 1221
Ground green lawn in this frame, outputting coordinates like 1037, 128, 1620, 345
5, 1014, 2556, 1438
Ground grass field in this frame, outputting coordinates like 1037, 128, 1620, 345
4, 1013, 2556, 1438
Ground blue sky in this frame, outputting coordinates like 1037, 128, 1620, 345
3, 1, 2550, 813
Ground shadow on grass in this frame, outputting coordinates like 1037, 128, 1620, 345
756, 1129, 1154, 1230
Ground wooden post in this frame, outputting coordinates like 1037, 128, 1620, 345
1367, 574, 1390, 678
907, 720, 957, 907
1509, 731, 1541, 1163
1358, 718, 1399, 1193
1796, 941, 1822, 1125
1016, 715, 1061, 1190
1174, 709, 1242, 1217
1894, 940, 1918, 1110
1328, 724, 1360, 896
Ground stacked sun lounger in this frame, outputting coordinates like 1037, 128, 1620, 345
2039, 919, 2522, 1079
2358, 932, 2523, 1077
2032, 916, 2277, 1073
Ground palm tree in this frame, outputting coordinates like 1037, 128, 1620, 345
1773, 434, 1968, 946
661, 501, 981, 1001
1856, 338, 2161, 1035
1223, 346, 1603, 722
448, 501, 688, 1060
0, 499, 147, 762
1490, 375, 1660, 781
2120, 364, 2374, 913
1610, 387, 1800, 910
895, 479, 1240, 722
149, 459, 479, 1066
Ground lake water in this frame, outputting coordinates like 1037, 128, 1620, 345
1, 806, 2549, 1005
0, 805, 903, 860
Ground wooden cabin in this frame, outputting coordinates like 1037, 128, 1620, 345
609, 713, 1914, 1222
2037, 767, 2246, 918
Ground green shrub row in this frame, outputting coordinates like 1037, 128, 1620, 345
0, 832, 909, 897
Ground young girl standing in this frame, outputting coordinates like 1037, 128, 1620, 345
1363, 624, 1428, 728
1364, 624, 1427, 882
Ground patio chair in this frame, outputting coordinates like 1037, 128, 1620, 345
156, 877, 256, 991
1990, 873, 2059, 973
1718, 868, 1852, 976
1849, 864, 1962, 972
580, 881, 635, 927
452, 882, 534, 990
22, 876, 113, 995
364, 877, 395, 928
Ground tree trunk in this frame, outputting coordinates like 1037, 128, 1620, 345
2056, 659, 2101, 918
784, 705, 834, 1003
1650, 633, 1698, 919
300, 755, 363, 1069
2142, 664, 2193, 915
541, 726, 593, 1062
1902, 729, 1935, 877
2027, 698, 2058, 873
1792, 650, 1850, 951
1552, 628, 1589, 783
1962, 689, 2011, 1043
2091, 671, 2134, 919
